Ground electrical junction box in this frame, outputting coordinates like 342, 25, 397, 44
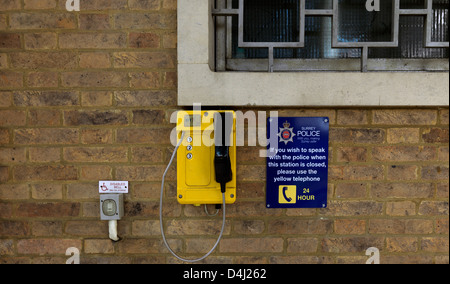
176, 110, 236, 206
100, 194, 124, 220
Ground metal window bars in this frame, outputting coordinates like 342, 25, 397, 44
212, 0, 449, 72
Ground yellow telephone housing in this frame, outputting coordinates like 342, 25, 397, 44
176, 110, 236, 206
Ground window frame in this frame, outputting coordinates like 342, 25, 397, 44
177, 0, 449, 106
214, 0, 449, 73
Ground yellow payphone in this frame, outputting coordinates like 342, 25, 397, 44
159, 110, 236, 263
176, 110, 236, 206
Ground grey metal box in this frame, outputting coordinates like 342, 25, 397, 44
100, 194, 124, 220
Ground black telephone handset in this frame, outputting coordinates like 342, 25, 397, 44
282, 187, 292, 203
214, 112, 233, 193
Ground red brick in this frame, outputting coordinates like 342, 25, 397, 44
31, 184, 63, 200
287, 238, 319, 253
9, 13, 77, 30
372, 146, 436, 162
421, 237, 449, 253
81, 91, 112, 107
422, 128, 449, 143
14, 91, 79, 107
370, 183, 434, 199
79, 14, 111, 30
372, 109, 437, 125
386, 201, 416, 216
61, 71, 129, 88
418, 201, 449, 216
24, 33, 57, 49
369, 219, 433, 234
114, 90, 176, 106
0, 53, 7, 69
66, 183, 98, 200
116, 166, 170, 181
24, 0, 56, 9
163, 71, 177, 88
29, 147, 61, 163
28, 109, 60, 126
163, 0, 177, 10
0, 33, 22, 49
436, 219, 449, 234
74, 0, 128, 10
65, 221, 107, 236
132, 109, 165, 125
0, 240, 14, 255
336, 147, 367, 162
114, 13, 176, 30
116, 128, 171, 144
337, 110, 368, 125
27, 72, 59, 87
322, 201, 383, 216
321, 237, 384, 253
220, 238, 283, 253
335, 183, 366, 198
59, 33, 127, 49
32, 221, 63, 236
63, 147, 128, 163
79, 52, 111, 69
0, 0, 21, 11
113, 52, 176, 68
387, 128, 420, 144
64, 110, 128, 126
166, 219, 231, 235
16, 202, 80, 217
330, 128, 385, 144
119, 238, 181, 254
129, 33, 160, 48
0, 71, 23, 87
84, 239, 114, 254
386, 237, 418, 252
0, 184, 29, 200
0, 147, 26, 163
334, 219, 366, 235
129, 0, 161, 10
0, 110, 27, 126
80, 165, 112, 181
233, 220, 265, 235
14, 165, 78, 181
387, 165, 418, 180
267, 219, 333, 235
0, 166, 8, 182
15, 128, 79, 145
0, 221, 29, 236
81, 129, 113, 144
17, 239, 81, 255
129, 72, 160, 89
421, 165, 449, 180
132, 220, 159, 236
10, 52, 77, 69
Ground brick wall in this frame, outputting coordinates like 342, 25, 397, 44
0, 1, 449, 264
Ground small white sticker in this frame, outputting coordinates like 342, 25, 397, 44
99, 181, 129, 193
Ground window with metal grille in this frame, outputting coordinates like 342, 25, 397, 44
213, 0, 449, 72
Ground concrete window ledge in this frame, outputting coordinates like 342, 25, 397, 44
177, 0, 449, 107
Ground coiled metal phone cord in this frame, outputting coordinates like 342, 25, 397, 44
159, 131, 226, 263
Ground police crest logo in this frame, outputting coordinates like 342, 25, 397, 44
278, 120, 295, 145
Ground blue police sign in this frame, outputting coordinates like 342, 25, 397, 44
266, 117, 329, 208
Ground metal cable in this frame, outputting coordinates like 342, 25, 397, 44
159, 131, 226, 263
